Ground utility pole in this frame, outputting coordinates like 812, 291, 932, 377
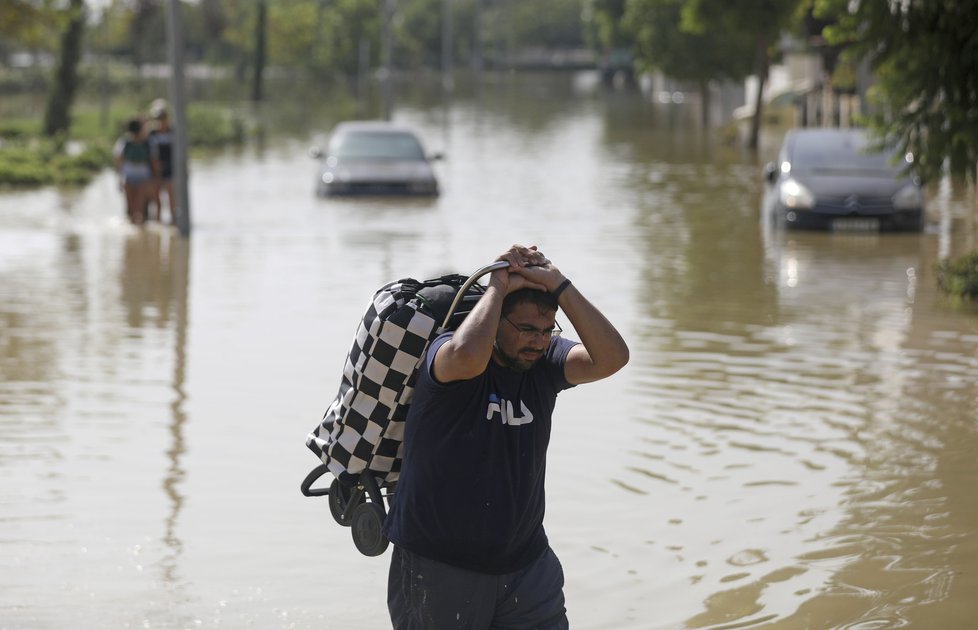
381, 0, 394, 120
252, 1, 267, 103
442, 0, 453, 93
472, 0, 482, 72
164, 0, 191, 237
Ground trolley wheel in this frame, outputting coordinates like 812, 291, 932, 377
351, 502, 389, 557
328, 478, 362, 527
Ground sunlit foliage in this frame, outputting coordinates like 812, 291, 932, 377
814, 0, 978, 183
0, 0, 64, 49
589, 0, 630, 52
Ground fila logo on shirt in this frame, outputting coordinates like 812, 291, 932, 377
486, 393, 534, 426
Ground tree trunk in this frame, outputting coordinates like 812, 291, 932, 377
43, 0, 86, 138
748, 35, 769, 151
251, 1, 267, 103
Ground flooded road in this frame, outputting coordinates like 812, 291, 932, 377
2, 73, 977, 629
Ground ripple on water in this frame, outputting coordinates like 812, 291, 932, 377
728, 549, 769, 567
841, 617, 910, 630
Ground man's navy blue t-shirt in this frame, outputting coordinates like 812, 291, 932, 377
383, 332, 577, 574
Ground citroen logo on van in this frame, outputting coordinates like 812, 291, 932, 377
845, 195, 860, 211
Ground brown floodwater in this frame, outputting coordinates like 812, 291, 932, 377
2, 73, 977, 629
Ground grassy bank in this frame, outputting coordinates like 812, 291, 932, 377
0, 101, 248, 187
0, 61, 408, 190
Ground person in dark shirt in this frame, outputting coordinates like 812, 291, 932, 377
384, 244, 629, 629
148, 99, 176, 224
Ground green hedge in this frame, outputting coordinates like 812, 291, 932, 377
0, 136, 114, 187
938, 251, 978, 301
0, 103, 246, 188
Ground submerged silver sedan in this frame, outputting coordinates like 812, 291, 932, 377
312, 121, 442, 197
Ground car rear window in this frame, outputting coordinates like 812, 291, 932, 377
791, 133, 900, 173
332, 131, 425, 160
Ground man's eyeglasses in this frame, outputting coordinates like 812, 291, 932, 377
502, 316, 562, 340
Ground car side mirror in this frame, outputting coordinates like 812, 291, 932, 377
309, 146, 323, 159
763, 162, 777, 184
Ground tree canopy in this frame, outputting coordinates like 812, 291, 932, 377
815, 0, 978, 183
624, 0, 802, 143
623, 0, 754, 85
68, 0, 587, 78
0, 0, 67, 51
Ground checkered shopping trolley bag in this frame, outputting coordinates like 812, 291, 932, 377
301, 261, 508, 556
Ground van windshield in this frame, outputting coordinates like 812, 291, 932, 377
792, 132, 904, 175
332, 131, 425, 160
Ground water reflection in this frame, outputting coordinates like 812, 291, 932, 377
119, 227, 193, 624
0, 204, 198, 624
160, 235, 190, 592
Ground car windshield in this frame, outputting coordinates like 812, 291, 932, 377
791, 133, 903, 175
331, 131, 425, 160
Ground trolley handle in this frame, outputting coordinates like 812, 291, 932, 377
440, 260, 510, 329
300, 464, 331, 497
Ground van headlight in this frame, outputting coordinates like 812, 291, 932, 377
779, 178, 814, 209
892, 184, 923, 210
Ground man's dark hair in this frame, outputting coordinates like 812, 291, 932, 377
127, 118, 142, 134
501, 288, 558, 317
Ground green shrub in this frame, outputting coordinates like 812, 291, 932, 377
0, 154, 47, 185
0, 137, 112, 187
186, 104, 247, 147
71, 142, 113, 171
938, 251, 978, 300
53, 166, 93, 186
0, 120, 36, 140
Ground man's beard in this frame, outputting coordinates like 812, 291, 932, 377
493, 342, 542, 372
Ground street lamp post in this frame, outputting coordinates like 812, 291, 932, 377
442, 0, 453, 93
164, 0, 191, 237
381, 0, 394, 120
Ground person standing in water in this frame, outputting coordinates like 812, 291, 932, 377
113, 116, 158, 225
147, 99, 176, 224
384, 243, 630, 629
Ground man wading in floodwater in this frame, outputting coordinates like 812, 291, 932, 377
383, 244, 629, 629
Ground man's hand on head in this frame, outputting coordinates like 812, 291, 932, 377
510, 247, 565, 294
494, 245, 548, 293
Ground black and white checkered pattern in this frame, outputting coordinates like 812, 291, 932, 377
306, 275, 482, 487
